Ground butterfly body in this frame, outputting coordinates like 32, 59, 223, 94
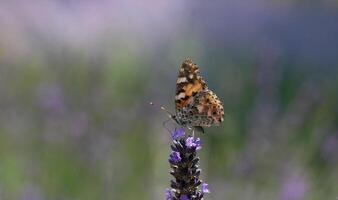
174, 59, 224, 130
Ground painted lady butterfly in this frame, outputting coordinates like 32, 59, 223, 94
151, 59, 224, 133
172, 59, 224, 133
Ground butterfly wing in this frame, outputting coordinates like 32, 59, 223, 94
175, 59, 224, 127
186, 89, 224, 127
175, 58, 207, 110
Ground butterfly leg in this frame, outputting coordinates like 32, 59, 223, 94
187, 127, 194, 137
193, 126, 205, 134
162, 119, 173, 135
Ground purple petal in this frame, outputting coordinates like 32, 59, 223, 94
169, 151, 181, 164
195, 138, 202, 150
165, 188, 173, 200
180, 195, 189, 200
185, 137, 202, 150
185, 137, 195, 148
202, 183, 210, 194
172, 128, 185, 140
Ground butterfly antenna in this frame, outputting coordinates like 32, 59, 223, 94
149, 102, 175, 119
149, 102, 175, 135
187, 127, 195, 137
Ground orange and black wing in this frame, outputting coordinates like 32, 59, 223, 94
175, 58, 208, 110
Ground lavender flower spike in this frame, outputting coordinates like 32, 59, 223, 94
166, 128, 209, 200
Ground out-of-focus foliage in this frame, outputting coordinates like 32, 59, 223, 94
0, 1, 338, 200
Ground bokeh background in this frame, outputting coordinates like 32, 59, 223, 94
1, 1, 338, 200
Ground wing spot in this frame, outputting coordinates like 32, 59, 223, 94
177, 77, 188, 83
175, 92, 186, 100
182, 96, 190, 100
177, 89, 185, 94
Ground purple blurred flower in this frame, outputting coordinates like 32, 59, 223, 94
185, 137, 202, 150
169, 151, 181, 164
202, 183, 210, 194
321, 134, 338, 163
70, 112, 89, 137
172, 128, 185, 140
279, 173, 308, 200
21, 185, 44, 200
165, 188, 173, 200
37, 84, 65, 116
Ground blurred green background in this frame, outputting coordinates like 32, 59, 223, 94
1, 1, 338, 200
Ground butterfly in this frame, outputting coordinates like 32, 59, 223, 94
153, 58, 224, 133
